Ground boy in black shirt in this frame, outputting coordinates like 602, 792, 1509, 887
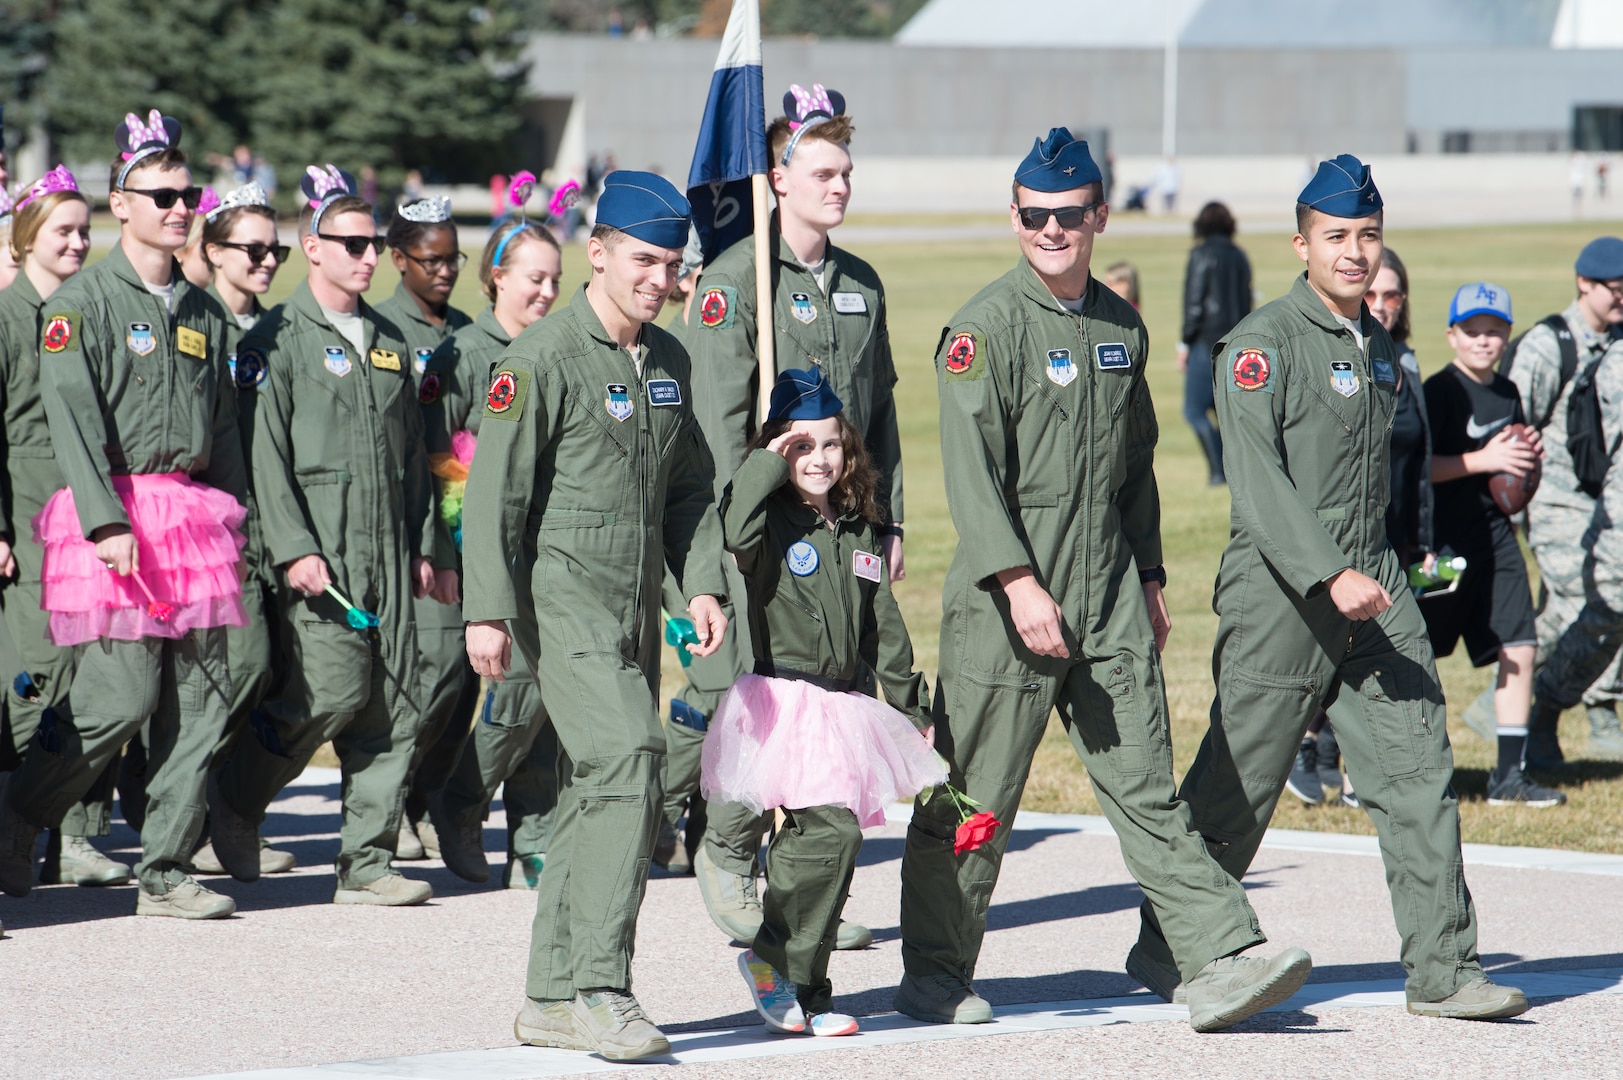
1424, 282, 1564, 807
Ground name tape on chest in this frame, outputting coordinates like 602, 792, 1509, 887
647, 379, 682, 407
786, 540, 820, 577
485, 368, 528, 421
605, 383, 634, 422
832, 291, 867, 314
852, 549, 883, 582
1095, 342, 1131, 370
1372, 358, 1396, 385
176, 325, 207, 359
324, 346, 351, 377
1228, 347, 1276, 394
370, 348, 401, 371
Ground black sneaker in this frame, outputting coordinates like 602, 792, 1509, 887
1338, 790, 1361, 809
1486, 767, 1566, 808
1284, 737, 1323, 804
1315, 726, 1342, 795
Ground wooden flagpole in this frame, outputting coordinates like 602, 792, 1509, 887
752, 172, 774, 425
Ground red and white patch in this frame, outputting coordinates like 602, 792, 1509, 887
699, 288, 729, 328
418, 371, 442, 406
1231, 348, 1271, 391
852, 550, 883, 583
487, 371, 517, 413
944, 333, 976, 374
43, 316, 72, 353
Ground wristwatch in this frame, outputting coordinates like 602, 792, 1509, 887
1139, 565, 1167, 588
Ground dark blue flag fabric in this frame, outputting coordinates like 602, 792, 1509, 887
686, 0, 767, 264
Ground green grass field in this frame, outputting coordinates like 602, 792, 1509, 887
233, 215, 1623, 852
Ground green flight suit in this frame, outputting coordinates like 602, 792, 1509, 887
421, 307, 557, 860
676, 218, 903, 874
214, 281, 435, 888
900, 261, 1265, 987
1132, 272, 1481, 1003
721, 448, 929, 1013
6, 243, 247, 892
461, 285, 725, 998
0, 271, 116, 836
374, 283, 478, 827
210, 286, 279, 764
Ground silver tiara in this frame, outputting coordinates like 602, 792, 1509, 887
207, 181, 270, 221
398, 195, 453, 224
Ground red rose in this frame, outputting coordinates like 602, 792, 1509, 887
954, 811, 1001, 855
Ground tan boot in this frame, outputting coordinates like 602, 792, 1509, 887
333, 871, 431, 906
43, 834, 132, 886
135, 874, 236, 919
1408, 977, 1528, 1019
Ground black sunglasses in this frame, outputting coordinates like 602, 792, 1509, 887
123, 186, 205, 210
318, 233, 387, 257
215, 240, 291, 266
400, 249, 468, 275
1017, 202, 1102, 231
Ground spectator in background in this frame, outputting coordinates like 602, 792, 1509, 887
1102, 259, 1139, 308
251, 154, 277, 199
231, 145, 254, 186
1152, 156, 1180, 214
1177, 201, 1252, 485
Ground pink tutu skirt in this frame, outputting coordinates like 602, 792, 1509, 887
701, 673, 946, 829
33, 472, 248, 646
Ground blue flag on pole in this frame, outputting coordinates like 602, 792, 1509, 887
686, 0, 766, 264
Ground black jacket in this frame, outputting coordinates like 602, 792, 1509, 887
1181, 235, 1253, 347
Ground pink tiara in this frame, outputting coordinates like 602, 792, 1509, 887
509, 170, 537, 208
196, 186, 221, 218
16, 165, 79, 212
548, 180, 581, 216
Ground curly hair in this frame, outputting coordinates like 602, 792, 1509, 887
745, 411, 880, 524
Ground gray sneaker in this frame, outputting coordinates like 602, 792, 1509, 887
205, 772, 261, 883
504, 853, 545, 890
514, 997, 594, 1050
1126, 942, 1187, 1004
1407, 976, 1528, 1019
1460, 682, 1498, 743
1487, 767, 1566, 808
571, 990, 671, 1061
1186, 947, 1312, 1032
1586, 705, 1623, 760
431, 796, 490, 883
0, 777, 41, 898
333, 871, 432, 906
694, 843, 763, 943
42, 833, 132, 886
835, 919, 874, 950
135, 873, 236, 919
893, 971, 994, 1024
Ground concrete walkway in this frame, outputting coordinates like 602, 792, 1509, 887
2, 767, 1619, 1080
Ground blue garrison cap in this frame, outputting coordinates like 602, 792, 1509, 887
1298, 154, 1382, 218
596, 170, 691, 249
1014, 128, 1102, 193
767, 367, 843, 423
1448, 281, 1512, 326
1575, 237, 1623, 280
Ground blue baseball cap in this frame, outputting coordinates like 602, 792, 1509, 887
1448, 281, 1513, 326
1575, 237, 1623, 280
767, 367, 843, 423
1014, 128, 1102, 193
1298, 154, 1382, 219
596, 170, 690, 249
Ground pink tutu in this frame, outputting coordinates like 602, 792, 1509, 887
33, 472, 248, 645
701, 673, 946, 829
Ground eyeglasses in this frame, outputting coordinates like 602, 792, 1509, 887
1587, 278, 1623, 299
318, 233, 386, 257
1016, 202, 1102, 231
122, 186, 205, 210
400, 249, 468, 275
214, 240, 291, 266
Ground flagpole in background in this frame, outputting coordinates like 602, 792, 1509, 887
686, 0, 773, 423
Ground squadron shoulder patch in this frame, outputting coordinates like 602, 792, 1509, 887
698, 286, 735, 330
235, 348, 268, 389
485, 368, 528, 421
942, 331, 984, 382
42, 313, 78, 353
418, 371, 442, 405
1228, 347, 1275, 394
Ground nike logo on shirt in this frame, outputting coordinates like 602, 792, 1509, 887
1465, 415, 1511, 440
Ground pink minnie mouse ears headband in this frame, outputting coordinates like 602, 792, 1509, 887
780, 83, 847, 166
0, 189, 11, 223
15, 165, 80, 212
114, 110, 183, 189
300, 164, 358, 234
